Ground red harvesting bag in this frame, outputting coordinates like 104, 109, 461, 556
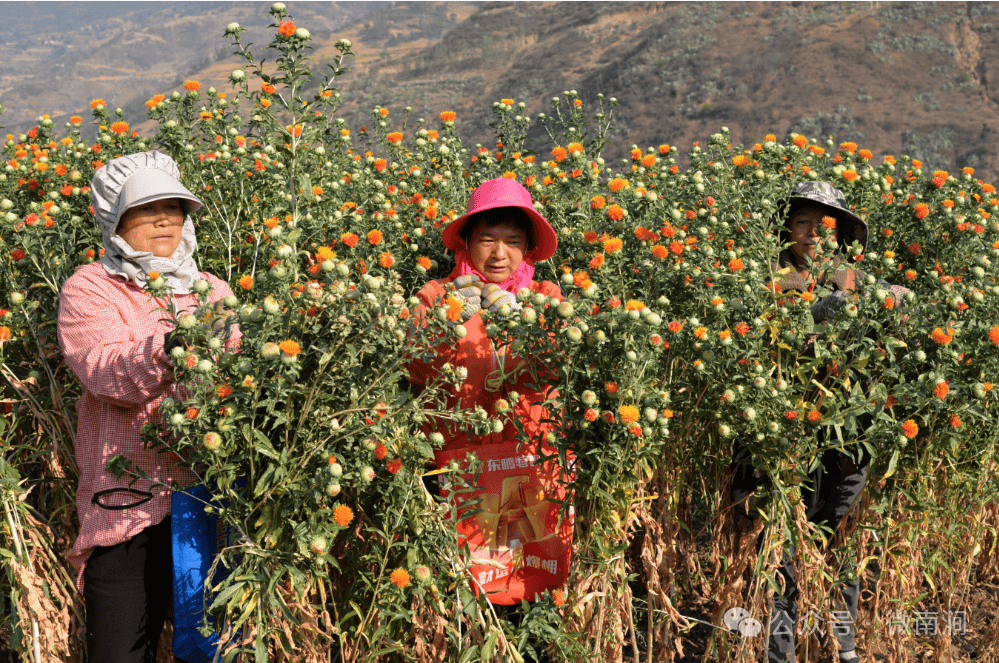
436, 443, 574, 605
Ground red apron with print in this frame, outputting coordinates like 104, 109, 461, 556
436, 444, 573, 605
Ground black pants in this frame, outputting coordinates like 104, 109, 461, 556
731, 447, 868, 662
84, 518, 173, 663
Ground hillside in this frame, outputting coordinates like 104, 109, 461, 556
3, 1, 999, 181
0, 2, 372, 125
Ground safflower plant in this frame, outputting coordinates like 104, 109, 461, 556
2, 5, 999, 663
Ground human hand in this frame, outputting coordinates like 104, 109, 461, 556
480, 283, 519, 313
448, 274, 484, 322
205, 299, 236, 337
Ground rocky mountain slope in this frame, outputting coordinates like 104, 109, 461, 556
4, 1, 999, 180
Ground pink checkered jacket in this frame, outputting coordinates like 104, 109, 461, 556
57, 261, 239, 591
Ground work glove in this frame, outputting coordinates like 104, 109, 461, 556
480, 283, 520, 314
205, 299, 236, 338
449, 274, 484, 322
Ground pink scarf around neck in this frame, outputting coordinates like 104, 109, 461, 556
448, 248, 536, 292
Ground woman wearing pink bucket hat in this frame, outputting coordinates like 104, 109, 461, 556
407, 177, 574, 607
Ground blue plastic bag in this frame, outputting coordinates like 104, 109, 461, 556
172, 483, 240, 663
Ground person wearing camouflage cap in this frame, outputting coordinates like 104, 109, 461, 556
731, 181, 878, 663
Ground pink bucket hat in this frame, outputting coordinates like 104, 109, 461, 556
443, 178, 558, 261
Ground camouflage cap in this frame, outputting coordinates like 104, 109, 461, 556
786, 181, 868, 252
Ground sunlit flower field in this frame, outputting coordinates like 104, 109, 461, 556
2, 5, 998, 662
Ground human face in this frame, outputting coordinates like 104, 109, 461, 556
116, 198, 185, 257
787, 206, 828, 267
468, 221, 528, 283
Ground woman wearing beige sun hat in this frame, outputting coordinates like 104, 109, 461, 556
58, 150, 239, 662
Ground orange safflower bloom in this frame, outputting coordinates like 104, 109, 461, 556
69, 115, 82, 124
807, 410, 822, 422
602, 237, 623, 253
316, 246, 335, 261
0, 326, 10, 342
901, 419, 918, 439
859, 149, 873, 160
651, 244, 668, 259
367, 229, 383, 245
732, 154, 750, 167
444, 295, 463, 322
387, 132, 403, 143
658, 144, 670, 154
618, 405, 640, 424
792, 135, 808, 148
641, 154, 657, 168
821, 215, 836, 229
929, 327, 953, 344
839, 142, 857, 153
90, 99, 106, 109
312, 186, 323, 196
605, 381, 619, 393
694, 327, 707, 339
988, 326, 999, 346
567, 141, 584, 154
905, 270, 917, 281
933, 381, 949, 398
279, 340, 301, 356
912, 159, 923, 169
624, 299, 645, 311
238, 275, 253, 290
583, 231, 599, 244
607, 204, 624, 222
110, 121, 129, 135
333, 504, 353, 527
277, 21, 295, 36
634, 227, 657, 242
735, 322, 750, 336
667, 321, 683, 333
630, 148, 642, 160
914, 204, 929, 219
841, 169, 858, 182
728, 258, 744, 272
378, 252, 394, 268
183, 80, 201, 91
390, 568, 410, 588
669, 240, 684, 255
373, 158, 387, 172
552, 146, 567, 162
608, 177, 629, 192
440, 111, 456, 122
591, 196, 606, 210
949, 414, 962, 428
589, 253, 605, 269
